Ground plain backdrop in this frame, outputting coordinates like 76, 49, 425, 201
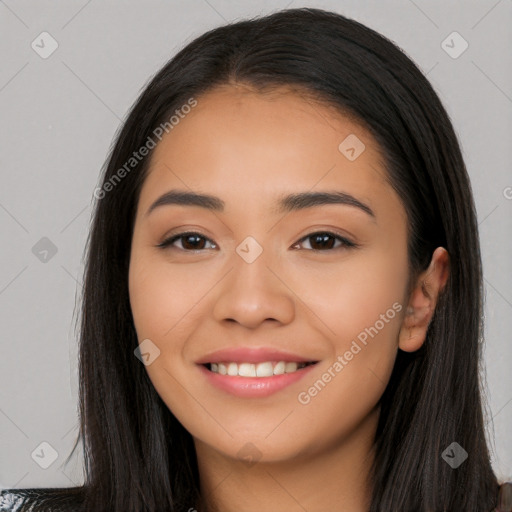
0, 0, 511, 489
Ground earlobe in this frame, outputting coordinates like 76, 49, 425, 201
398, 247, 450, 353
398, 302, 433, 352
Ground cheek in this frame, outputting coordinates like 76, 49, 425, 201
128, 253, 209, 425
296, 248, 408, 343
129, 250, 210, 341
291, 263, 407, 450
292, 247, 408, 409
129, 260, 171, 340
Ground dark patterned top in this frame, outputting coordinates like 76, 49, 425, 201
1, 482, 511, 511
0, 487, 84, 511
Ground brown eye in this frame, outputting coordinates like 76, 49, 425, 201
157, 232, 217, 251
293, 231, 356, 251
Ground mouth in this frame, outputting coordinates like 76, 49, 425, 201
196, 348, 320, 397
205, 360, 318, 377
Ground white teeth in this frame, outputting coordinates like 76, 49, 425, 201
285, 362, 298, 373
209, 361, 311, 377
256, 362, 273, 377
227, 362, 238, 376
238, 363, 256, 377
273, 361, 286, 375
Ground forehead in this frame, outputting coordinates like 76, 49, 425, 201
139, 84, 393, 215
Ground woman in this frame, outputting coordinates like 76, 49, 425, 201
1, 7, 510, 512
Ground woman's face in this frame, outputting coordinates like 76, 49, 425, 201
128, 84, 410, 463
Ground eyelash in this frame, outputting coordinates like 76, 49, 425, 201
156, 230, 358, 252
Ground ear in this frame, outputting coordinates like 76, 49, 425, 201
398, 247, 450, 352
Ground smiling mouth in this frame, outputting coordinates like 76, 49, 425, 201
205, 361, 318, 378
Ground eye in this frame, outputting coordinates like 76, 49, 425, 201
157, 230, 357, 253
157, 232, 217, 251
291, 231, 357, 251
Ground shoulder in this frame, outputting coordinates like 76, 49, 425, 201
0, 486, 84, 512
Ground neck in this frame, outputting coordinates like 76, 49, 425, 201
194, 406, 379, 512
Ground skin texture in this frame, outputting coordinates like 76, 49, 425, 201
128, 84, 449, 512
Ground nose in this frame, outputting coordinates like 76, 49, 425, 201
212, 249, 295, 330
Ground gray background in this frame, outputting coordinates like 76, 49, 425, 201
1, 0, 511, 489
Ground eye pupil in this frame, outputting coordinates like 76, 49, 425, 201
310, 233, 336, 250
183, 234, 205, 250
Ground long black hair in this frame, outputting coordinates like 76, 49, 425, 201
74, 7, 500, 511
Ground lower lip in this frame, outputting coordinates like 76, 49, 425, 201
198, 364, 317, 398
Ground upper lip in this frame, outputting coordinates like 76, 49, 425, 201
195, 347, 318, 365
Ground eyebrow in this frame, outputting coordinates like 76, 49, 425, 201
145, 189, 375, 219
